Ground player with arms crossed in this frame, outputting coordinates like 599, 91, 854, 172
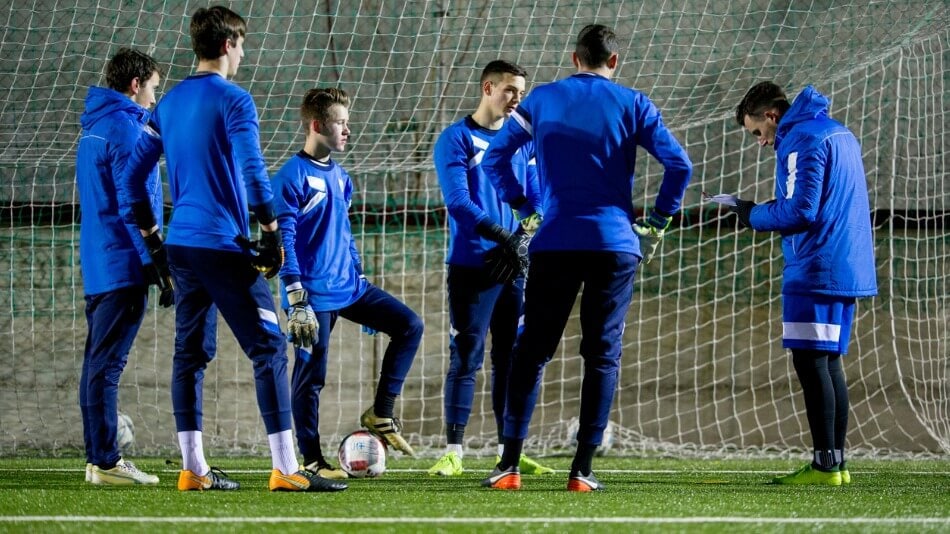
732, 81, 877, 485
272, 88, 423, 472
77, 47, 169, 485
430, 60, 551, 477
120, 6, 346, 493
481, 24, 692, 491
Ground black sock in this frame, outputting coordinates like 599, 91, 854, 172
447, 423, 465, 445
373, 392, 396, 419
792, 350, 836, 452
812, 449, 836, 471
828, 354, 850, 455
500, 437, 523, 469
303, 449, 327, 468
571, 443, 598, 475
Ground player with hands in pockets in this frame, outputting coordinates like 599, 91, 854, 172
430, 60, 552, 478
272, 88, 424, 476
119, 6, 345, 493
732, 81, 877, 486
480, 24, 692, 492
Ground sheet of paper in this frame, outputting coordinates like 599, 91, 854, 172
702, 192, 738, 207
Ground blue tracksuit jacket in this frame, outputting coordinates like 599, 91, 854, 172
748, 85, 878, 297
76, 86, 162, 295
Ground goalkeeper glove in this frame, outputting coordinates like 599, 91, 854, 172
235, 228, 285, 279
286, 288, 317, 348
729, 198, 756, 228
517, 211, 542, 235
632, 209, 673, 264
142, 231, 174, 308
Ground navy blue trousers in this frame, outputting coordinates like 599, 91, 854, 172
444, 264, 524, 439
503, 251, 639, 446
80, 285, 147, 467
291, 283, 423, 461
167, 245, 291, 434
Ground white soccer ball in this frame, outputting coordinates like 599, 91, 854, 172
338, 430, 386, 478
567, 418, 615, 456
116, 412, 135, 450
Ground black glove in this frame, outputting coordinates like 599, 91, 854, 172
142, 232, 174, 308
235, 228, 284, 279
729, 199, 756, 228
484, 230, 530, 284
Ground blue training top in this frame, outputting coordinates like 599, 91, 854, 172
272, 152, 367, 312
483, 72, 692, 255
434, 115, 540, 267
120, 72, 273, 251
77, 86, 162, 295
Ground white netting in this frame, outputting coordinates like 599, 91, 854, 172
0, 0, 946, 458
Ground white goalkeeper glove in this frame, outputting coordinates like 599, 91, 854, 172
286, 288, 317, 348
632, 209, 673, 264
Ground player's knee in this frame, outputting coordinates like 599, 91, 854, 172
401, 312, 424, 342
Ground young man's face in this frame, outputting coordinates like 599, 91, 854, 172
742, 111, 779, 148
486, 73, 526, 118
132, 71, 161, 110
226, 36, 245, 77
316, 103, 350, 153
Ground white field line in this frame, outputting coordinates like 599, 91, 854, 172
0, 516, 947, 525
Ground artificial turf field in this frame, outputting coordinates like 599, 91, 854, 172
0, 456, 947, 533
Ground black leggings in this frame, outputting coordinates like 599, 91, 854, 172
791, 349, 849, 452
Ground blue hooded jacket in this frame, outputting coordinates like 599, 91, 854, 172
76, 86, 162, 295
748, 85, 878, 297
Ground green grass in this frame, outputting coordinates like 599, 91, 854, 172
0, 456, 948, 533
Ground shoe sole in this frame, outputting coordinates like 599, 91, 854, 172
484, 474, 521, 490
567, 479, 600, 492
269, 474, 310, 492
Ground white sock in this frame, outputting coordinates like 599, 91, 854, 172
446, 444, 463, 458
497, 444, 505, 457
177, 430, 209, 475
268, 429, 299, 475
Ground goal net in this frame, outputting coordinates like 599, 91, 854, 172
1, 0, 947, 459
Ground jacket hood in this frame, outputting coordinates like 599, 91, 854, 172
777, 85, 829, 137
80, 86, 148, 130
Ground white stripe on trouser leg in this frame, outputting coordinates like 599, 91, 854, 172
258, 308, 280, 334
783, 321, 841, 342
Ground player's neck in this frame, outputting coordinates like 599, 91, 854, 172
471, 105, 504, 131
577, 65, 613, 79
195, 58, 229, 78
303, 138, 332, 162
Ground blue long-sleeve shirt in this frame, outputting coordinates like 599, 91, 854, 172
120, 72, 272, 250
748, 85, 878, 297
483, 72, 692, 255
434, 116, 540, 267
272, 152, 367, 312
77, 86, 162, 295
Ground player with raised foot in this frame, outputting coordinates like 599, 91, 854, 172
271, 88, 423, 469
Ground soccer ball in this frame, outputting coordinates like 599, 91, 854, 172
116, 412, 135, 450
337, 430, 386, 478
567, 418, 615, 456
